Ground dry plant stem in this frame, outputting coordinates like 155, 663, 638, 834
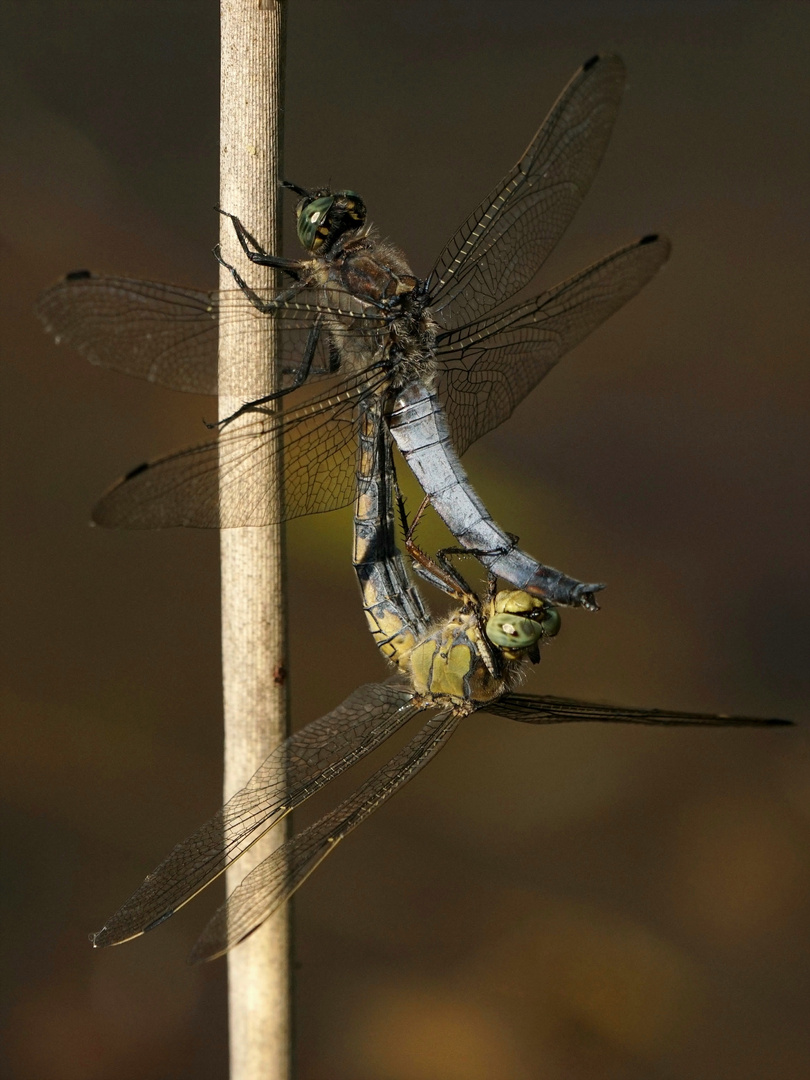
219, 3, 290, 1080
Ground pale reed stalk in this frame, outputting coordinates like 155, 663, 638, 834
219, 3, 290, 1079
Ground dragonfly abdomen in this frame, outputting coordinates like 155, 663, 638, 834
353, 401, 430, 668
388, 383, 603, 608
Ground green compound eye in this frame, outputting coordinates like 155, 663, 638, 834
296, 195, 335, 250
540, 606, 561, 638
485, 613, 545, 650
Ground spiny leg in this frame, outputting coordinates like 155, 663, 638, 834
217, 208, 302, 277
398, 492, 474, 601
395, 492, 501, 675
393, 487, 454, 595
429, 542, 542, 680
210, 307, 324, 430
214, 243, 304, 314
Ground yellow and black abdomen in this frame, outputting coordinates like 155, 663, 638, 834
352, 400, 430, 669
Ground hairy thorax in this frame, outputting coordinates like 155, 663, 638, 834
405, 610, 524, 714
304, 230, 438, 388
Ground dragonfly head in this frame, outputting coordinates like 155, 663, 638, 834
290, 187, 367, 253
485, 590, 560, 661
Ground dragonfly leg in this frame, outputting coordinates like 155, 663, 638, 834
434, 543, 512, 565
476, 615, 502, 679
217, 208, 268, 256
426, 543, 507, 678
484, 572, 499, 605
395, 490, 431, 545
281, 179, 312, 198
213, 244, 305, 314
431, 545, 514, 606
211, 318, 323, 429
217, 208, 302, 279
397, 492, 474, 601
393, 489, 460, 596
390, 385, 607, 611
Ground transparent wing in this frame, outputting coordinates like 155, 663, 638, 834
429, 54, 626, 329
35, 272, 389, 397
486, 694, 792, 727
190, 708, 459, 963
91, 684, 419, 948
37, 58, 626, 404
92, 366, 390, 528
435, 235, 671, 455
76, 238, 667, 530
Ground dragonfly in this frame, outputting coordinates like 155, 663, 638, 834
90, 391, 791, 963
37, 54, 671, 610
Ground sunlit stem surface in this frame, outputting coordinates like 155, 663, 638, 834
219, 3, 290, 1079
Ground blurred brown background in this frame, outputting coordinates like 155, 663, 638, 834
2, 2, 809, 1078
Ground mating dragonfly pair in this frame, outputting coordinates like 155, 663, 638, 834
38, 55, 789, 961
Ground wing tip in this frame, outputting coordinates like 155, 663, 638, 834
582, 53, 625, 77
89, 925, 127, 949
90, 504, 114, 529
37, 268, 95, 304
90, 905, 176, 949
91, 470, 147, 529
188, 939, 224, 965
189, 923, 252, 966
91, 461, 157, 529
36, 268, 96, 317
637, 232, 672, 262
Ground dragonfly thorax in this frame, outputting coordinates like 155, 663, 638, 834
305, 226, 439, 388
407, 610, 510, 711
406, 592, 560, 711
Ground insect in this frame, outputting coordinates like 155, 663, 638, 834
37, 55, 671, 610
89, 392, 790, 962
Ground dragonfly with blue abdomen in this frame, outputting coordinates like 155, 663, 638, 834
37, 54, 670, 610
88, 389, 792, 963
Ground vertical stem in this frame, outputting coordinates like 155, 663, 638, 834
219, 4, 290, 1080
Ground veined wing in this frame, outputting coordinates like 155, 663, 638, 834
188, 684, 789, 960
190, 709, 459, 963
35, 272, 389, 397
486, 694, 792, 727
92, 365, 390, 528
435, 234, 671, 456
429, 54, 626, 329
92, 684, 419, 948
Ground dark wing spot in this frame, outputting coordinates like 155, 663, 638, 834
143, 910, 175, 933
124, 461, 150, 481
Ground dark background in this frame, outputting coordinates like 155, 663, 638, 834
2, 2, 809, 1078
